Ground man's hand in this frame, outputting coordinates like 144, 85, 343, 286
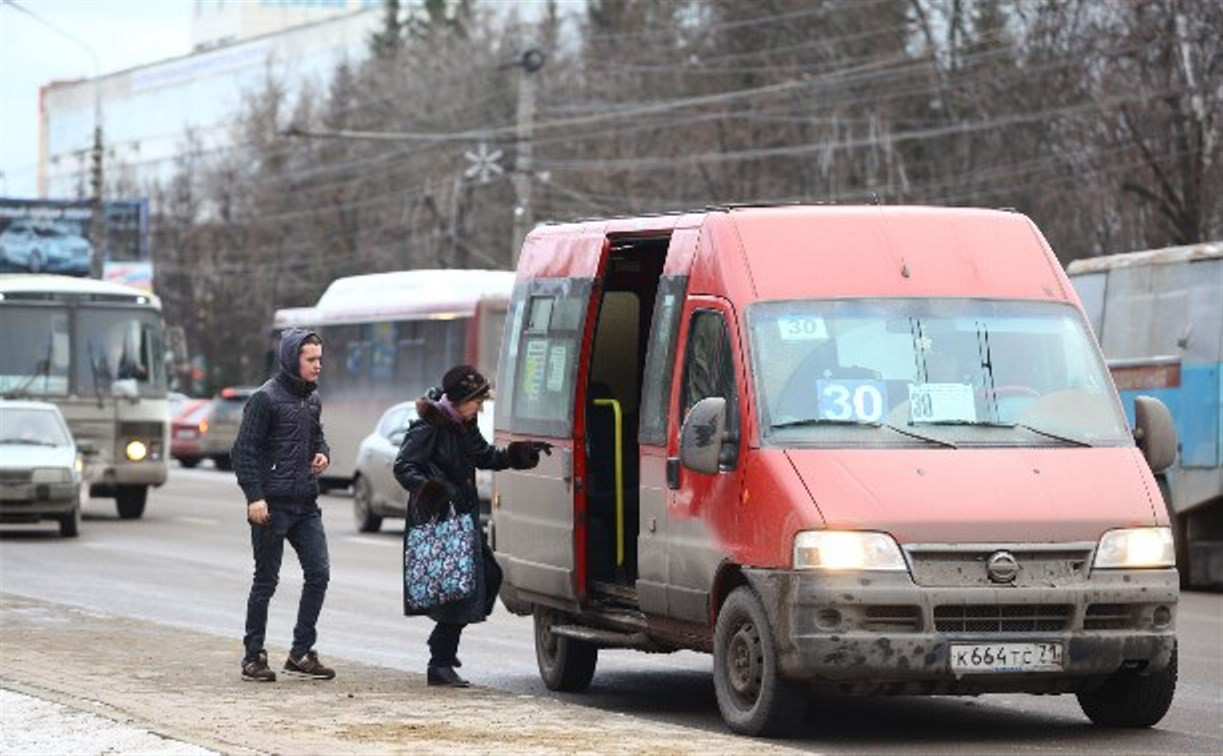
312, 453, 329, 475
248, 499, 269, 525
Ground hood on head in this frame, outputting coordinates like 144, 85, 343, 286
278, 328, 317, 379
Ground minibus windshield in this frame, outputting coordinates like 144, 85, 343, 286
748, 298, 1130, 448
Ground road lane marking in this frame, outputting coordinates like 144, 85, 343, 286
176, 516, 219, 526
347, 536, 400, 548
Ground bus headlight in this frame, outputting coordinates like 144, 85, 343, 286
793, 531, 908, 571
125, 440, 148, 461
1093, 527, 1174, 569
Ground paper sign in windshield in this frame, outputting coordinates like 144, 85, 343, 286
908, 383, 977, 423
816, 380, 888, 423
776, 316, 827, 340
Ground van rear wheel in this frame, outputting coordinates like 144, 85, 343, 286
1077, 645, 1177, 727
533, 607, 597, 692
714, 586, 805, 737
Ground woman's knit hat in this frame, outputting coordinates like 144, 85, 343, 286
442, 364, 491, 403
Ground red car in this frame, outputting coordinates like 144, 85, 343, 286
170, 399, 209, 468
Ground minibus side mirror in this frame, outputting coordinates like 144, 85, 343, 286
679, 397, 727, 475
1133, 395, 1176, 473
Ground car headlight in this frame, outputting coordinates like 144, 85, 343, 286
31, 468, 71, 484
125, 440, 148, 461
1093, 527, 1175, 569
793, 530, 908, 571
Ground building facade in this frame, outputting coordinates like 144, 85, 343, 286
38, 0, 381, 199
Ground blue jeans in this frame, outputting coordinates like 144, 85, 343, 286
243, 502, 330, 662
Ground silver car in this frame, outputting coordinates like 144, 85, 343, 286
0, 219, 93, 276
352, 399, 494, 532
0, 400, 83, 537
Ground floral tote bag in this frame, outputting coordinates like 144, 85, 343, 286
403, 509, 477, 614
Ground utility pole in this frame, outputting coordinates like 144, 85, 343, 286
4, 0, 106, 277
510, 48, 544, 265
89, 119, 105, 278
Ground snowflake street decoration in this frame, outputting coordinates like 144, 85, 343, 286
464, 142, 504, 184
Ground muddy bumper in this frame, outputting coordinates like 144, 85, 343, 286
745, 569, 1177, 691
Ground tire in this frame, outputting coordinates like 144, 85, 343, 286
59, 503, 81, 538
533, 606, 597, 692
116, 486, 147, 519
213, 454, 232, 471
1077, 645, 1177, 728
713, 586, 806, 737
353, 475, 382, 533
177, 457, 200, 469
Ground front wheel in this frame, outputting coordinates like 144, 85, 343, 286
352, 475, 382, 533
115, 485, 147, 519
177, 457, 200, 469
533, 607, 597, 692
59, 502, 81, 537
212, 454, 232, 471
1077, 646, 1177, 727
713, 586, 805, 737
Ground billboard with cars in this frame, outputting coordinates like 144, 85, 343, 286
0, 197, 148, 279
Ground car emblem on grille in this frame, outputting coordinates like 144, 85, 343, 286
986, 551, 1020, 583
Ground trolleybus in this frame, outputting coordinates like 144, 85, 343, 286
272, 268, 514, 490
1068, 242, 1222, 588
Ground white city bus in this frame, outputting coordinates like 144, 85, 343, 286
272, 269, 514, 490
0, 274, 170, 518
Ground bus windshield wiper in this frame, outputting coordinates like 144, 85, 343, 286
771, 417, 957, 448
913, 419, 1091, 447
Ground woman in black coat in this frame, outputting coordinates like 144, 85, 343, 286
393, 364, 540, 687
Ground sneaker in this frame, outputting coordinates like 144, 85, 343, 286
283, 650, 336, 680
427, 665, 470, 688
241, 651, 276, 682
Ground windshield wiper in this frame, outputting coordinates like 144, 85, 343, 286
0, 438, 57, 447
772, 417, 872, 429
771, 417, 957, 448
912, 419, 1091, 447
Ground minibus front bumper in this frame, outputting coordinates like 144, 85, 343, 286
745, 568, 1177, 693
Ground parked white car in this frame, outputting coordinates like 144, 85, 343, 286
351, 399, 494, 532
0, 400, 83, 537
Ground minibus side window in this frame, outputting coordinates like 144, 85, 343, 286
639, 276, 687, 445
680, 309, 739, 468
506, 279, 593, 437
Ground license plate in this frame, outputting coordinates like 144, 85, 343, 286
949, 642, 1063, 673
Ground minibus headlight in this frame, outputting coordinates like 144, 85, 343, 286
125, 440, 148, 462
1093, 527, 1175, 569
793, 531, 908, 571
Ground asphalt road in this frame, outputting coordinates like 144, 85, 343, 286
3, 465, 1220, 752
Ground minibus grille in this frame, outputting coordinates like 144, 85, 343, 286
906, 547, 1092, 587
934, 604, 1072, 633
1084, 604, 1135, 630
862, 606, 922, 632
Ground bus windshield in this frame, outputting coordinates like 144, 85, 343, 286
748, 298, 1130, 448
0, 304, 166, 398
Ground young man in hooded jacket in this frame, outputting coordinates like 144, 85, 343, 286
232, 327, 335, 682
394, 364, 543, 687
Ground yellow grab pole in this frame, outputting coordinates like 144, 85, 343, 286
593, 398, 624, 566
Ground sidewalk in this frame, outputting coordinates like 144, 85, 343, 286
0, 594, 798, 754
